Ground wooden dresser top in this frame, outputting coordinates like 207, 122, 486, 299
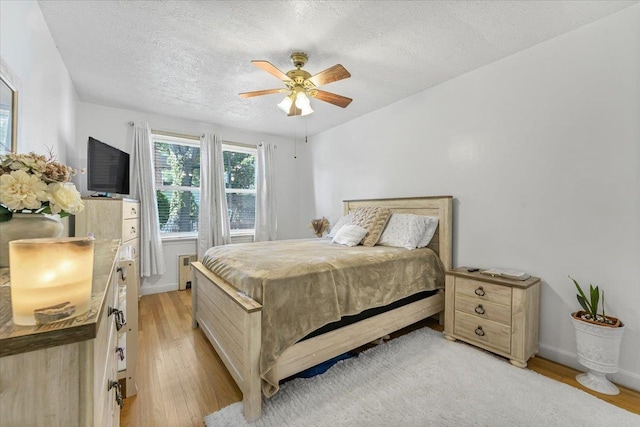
0, 240, 120, 357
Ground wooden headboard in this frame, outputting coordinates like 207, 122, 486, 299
343, 196, 453, 270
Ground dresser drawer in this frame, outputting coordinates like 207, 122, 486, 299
123, 201, 139, 219
455, 293, 512, 325
454, 311, 511, 354
122, 218, 139, 242
455, 277, 512, 306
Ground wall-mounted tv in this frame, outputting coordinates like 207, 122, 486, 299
87, 136, 130, 195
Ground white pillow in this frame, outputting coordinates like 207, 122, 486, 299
417, 216, 439, 248
327, 214, 352, 238
332, 224, 368, 247
378, 214, 429, 250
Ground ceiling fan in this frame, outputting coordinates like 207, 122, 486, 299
240, 52, 352, 117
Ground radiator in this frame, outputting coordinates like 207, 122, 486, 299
178, 254, 197, 290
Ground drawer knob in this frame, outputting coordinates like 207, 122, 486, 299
109, 380, 124, 408
475, 326, 485, 337
474, 287, 486, 297
109, 307, 126, 331
474, 305, 485, 315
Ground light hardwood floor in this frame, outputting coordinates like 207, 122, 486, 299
121, 290, 639, 426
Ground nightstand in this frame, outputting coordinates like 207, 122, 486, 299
443, 268, 541, 367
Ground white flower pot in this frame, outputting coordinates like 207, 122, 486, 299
571, 313, 625, 395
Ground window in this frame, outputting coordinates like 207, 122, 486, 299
223, 144, 256, 234
153, 134, 200, 236
152, 134, 256, 237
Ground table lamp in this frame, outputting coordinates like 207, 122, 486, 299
9, 237, 95, 326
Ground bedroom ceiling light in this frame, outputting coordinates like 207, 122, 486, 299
240, 52, 351, 117
277, 90, 313, 116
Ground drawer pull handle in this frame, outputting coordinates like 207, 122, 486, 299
117, 266, 127, 282
475, 326, 485, 337
474, 287, 485, 297
131, 226, 137, 235
109, 380, 124, 408
116, 346, 125, 361
474, 305, 485, 315
109, 307, 126, 331
131, 207, 137, 215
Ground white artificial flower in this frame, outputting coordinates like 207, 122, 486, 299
0, 170, 48, 210
46, 182, 84, 215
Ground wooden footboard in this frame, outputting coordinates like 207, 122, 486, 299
191, 262, 262, 422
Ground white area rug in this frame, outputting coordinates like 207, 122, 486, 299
205, 327, 638, 426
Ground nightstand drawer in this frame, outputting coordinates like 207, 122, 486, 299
455, 277, 512, 306
455, 293, 512, 325
454, 311, 511, 354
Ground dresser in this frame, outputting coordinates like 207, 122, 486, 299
443, 268, 541, 368
75, 197, 139, 398
0, 240, 123, 426
75, 198, 140, 279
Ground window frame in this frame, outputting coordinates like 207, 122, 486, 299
150, 134, 258, 240
222, 142, 257, 237
152, 133, 201, 239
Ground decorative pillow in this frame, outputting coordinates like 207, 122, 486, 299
331, 224, 368, 247
351, 206, 392, 247
417, 216, 439, 248
378, 214, 429, 250
327, 214, 352, 238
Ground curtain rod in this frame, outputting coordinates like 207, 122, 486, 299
128, 121, 275, 148
128, 121, 202, 140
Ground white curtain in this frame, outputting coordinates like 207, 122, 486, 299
131, 122, 166, 277
198, 133, 231, 259
254, 142, 277, 242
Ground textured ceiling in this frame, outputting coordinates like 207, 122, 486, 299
38, 0, 636, 138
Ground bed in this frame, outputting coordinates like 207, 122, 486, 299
191, 196, 453, 421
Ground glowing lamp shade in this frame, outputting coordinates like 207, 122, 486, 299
9, 237, 95, 326
277, 95, 293, 113
294, 92, 314, 116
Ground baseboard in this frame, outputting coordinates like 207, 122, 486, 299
140, 282, 179, 296
538, 343, 640, 392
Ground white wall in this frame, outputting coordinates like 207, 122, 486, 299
0, 0, 77, 162
297, 6, 640, 390
74, 101, 301, 294
1, 0, 78, 235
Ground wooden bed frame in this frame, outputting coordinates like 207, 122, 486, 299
191, 196, 453, 421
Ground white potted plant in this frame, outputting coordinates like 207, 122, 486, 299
570, 276, 625, 395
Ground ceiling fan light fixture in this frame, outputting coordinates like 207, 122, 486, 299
277, 95, 293, 113
294, 92, 313, 116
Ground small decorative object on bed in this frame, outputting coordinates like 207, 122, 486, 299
191, 196, 452, 421
310, 217, 330, 237
569, 276, 625, 395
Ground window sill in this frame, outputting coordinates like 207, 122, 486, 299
161, 234, 198, 242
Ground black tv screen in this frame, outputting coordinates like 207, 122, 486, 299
87, 136, 130, 195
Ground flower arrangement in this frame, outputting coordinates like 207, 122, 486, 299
0, 152, 84, 222
310, 217, 330, 237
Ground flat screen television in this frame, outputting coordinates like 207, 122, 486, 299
87, 136, 130, 195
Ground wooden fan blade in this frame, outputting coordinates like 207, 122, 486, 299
313, 90, 352, 108
307, 64, 351, 87
239, 89, 284, 98
252, 60, 292, 82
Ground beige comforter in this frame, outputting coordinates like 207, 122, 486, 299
201, 238, 444, 396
